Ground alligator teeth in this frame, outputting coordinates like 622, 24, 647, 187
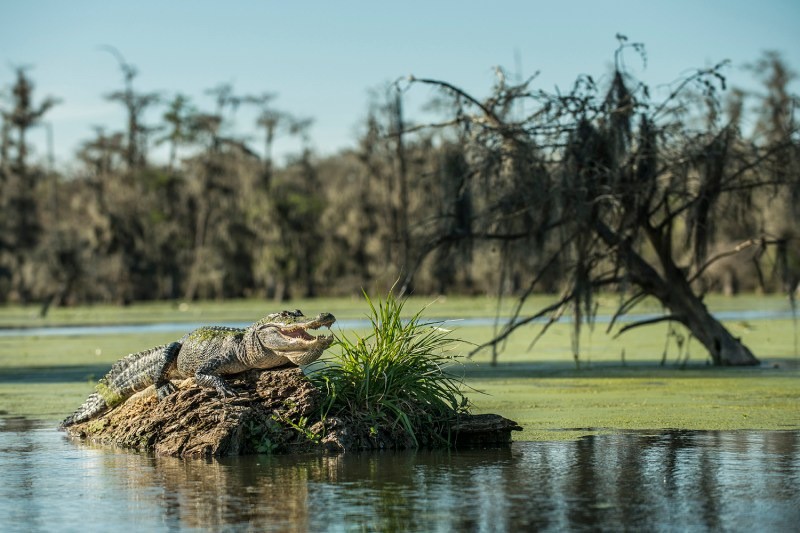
281, 328, 314, 340
281, 326, 334, 342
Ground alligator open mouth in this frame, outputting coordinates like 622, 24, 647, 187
276, 312, 336, 344
281, 328, 316, 341
280, 327, 332, 342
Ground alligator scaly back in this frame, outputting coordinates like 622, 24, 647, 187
60, 344, 171, 427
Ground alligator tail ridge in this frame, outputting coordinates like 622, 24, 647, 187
60, 344, 169, 427
60, 392, 107, 428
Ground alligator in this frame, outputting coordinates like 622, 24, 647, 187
61, 310, 336, 427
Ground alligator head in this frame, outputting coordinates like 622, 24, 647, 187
252, 310, 336, 365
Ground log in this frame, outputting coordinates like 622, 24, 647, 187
451, 413, 524, 447
64, 368, 522, 457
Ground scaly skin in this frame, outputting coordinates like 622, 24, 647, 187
60, 310, 335, 427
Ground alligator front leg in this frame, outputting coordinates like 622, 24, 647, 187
195, 355, 238, 398
154, 341, 181, 400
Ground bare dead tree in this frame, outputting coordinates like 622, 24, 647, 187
406, 38, 798, 366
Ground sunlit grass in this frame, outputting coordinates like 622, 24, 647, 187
310, 292, 470, 447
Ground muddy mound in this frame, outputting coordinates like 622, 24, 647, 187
64, 368, 521, 457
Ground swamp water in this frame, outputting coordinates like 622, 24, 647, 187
0, 308, 796, 338
1, 419, 798, 532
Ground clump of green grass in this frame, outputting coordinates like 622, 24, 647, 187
312, 291, 471, 447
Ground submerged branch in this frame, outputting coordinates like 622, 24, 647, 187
614, 315, 684, 338
605, 290, 648, 334
469, 291, 575, 358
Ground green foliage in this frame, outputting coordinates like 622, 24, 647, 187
244, 405, 321, 454
312, 291, 471, 447
272, 410, 320, 444
243, 418, 279, 454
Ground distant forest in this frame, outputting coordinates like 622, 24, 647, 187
0, 43, 797, 309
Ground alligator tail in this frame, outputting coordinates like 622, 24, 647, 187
60, 344, 170, 427
60, 392, 107, 427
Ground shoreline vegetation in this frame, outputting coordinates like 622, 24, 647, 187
56, 293, 523, 456
1, 295, 798, 442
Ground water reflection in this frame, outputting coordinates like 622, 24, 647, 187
1, 422, 798, 532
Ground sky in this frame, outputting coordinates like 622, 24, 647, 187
2, 0, 799, 168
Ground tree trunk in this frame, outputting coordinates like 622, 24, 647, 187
666, 281, 759, 365
595, 220, 759, 366
651, 231, 760, 366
